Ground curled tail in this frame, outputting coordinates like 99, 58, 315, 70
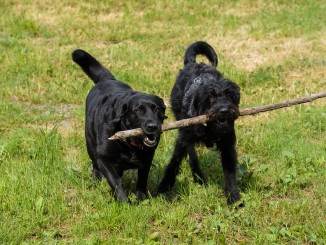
72, 49, 115, 84
184, 41, 218, 67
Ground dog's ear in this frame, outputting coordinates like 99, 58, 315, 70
160, 98, 168, 120
234, 90, 240, 105
119, 103, 128, 117
112, 103, 128, 124
100, 95, 109, 105
225, 80, 240, 105
231, 85, 240, 105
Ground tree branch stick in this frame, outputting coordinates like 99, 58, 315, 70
108, 91, 326, 141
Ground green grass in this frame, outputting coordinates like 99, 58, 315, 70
1, 0, 325, 244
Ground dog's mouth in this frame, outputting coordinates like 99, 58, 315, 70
143, 135, 157, 147
208, 107, 239, 126
217, 116, 228, 124
208, 110, 230, 125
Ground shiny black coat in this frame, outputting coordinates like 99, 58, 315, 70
73, 49, 166, 202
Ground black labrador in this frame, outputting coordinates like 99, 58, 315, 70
72, 49, 167, 203
157, 41, 242, 205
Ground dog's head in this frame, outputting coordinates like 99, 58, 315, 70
119, 93, 167, 148
184, 74, 240, 129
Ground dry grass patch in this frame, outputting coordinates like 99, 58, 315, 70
207, 33, 325, 72
223, 0, 282, 17
283, 66, 326, 93
237, 113, 275, 126
25, 118, 79, 136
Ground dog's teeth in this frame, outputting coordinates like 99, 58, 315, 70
143, 137, 157, 147
202, 123, 207, 126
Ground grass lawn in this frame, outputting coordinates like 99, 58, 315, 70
0, 0, 325, 244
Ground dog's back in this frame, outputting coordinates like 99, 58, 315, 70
72, 49, 133, 112
171, 41, 221, 120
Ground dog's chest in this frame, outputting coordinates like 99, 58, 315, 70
182, 124, 224, 147
117, 148, 143, 170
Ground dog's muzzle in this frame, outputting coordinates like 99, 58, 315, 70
217, 108, 230, 124
143, 135, 158, 147
208, 106, 239, 125
142, 122, 160, 147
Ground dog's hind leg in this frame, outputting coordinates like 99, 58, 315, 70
157, 138, 187, 193
86, 141, 102, 181
188, 145, 206, 185
220, 132, 241, 205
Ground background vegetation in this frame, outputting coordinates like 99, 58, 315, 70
0, 0, 325, 243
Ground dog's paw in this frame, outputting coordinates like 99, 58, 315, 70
92, 169, 102, 181
193, 174, 207, 186
156, 190, 180, 202
157, 175, 177, 193
229, 198, 245, 209
114, 190, 131, 203
226, 190, 243, 207
135, 190, 148, 200
157, 181, 172, 194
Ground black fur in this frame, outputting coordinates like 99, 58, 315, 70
72, 49, 167, 203
158, 41, 242, 205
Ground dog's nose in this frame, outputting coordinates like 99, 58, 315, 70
146, 122, 159, 132
217, 108, 231, 123
219, 108, 229, 116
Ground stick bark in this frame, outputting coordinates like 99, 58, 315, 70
108, 91, 326, 141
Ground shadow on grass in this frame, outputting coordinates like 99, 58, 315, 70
149, 148, 259, 204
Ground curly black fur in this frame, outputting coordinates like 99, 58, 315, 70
158, 41, 242, 205
72, 49, 167, 203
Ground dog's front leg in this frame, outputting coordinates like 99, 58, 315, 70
220, 132, 241, 205
136, 164, 151, 200
157, 138, 187, 193
97, 158, 130, 203
136, 151, 155, 200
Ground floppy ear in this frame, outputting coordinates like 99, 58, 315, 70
231, 85, 240, 105
225, 80, 240, 105
101, 95, 110, 107
121, 103, 128, 114
234, 90, 240, 105
111, 103, 128, 124
159, 98, 168, 120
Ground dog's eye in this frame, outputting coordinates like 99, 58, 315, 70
134, 108, 144, 115
154, 108, 160, 113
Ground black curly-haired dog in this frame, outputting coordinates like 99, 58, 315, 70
72, 49, 167, 203
157, 41, 241, 205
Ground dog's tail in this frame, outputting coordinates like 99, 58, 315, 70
184, 41, 218, 67
72, 49, 115, 84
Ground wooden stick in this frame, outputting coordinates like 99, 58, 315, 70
108, 91, 326, 140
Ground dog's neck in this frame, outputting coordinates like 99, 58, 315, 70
127, 139, 143, 150
129, 140, 142, 149
183, 77, 203, 117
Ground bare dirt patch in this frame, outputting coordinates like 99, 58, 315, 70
11, 97, 81, 136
